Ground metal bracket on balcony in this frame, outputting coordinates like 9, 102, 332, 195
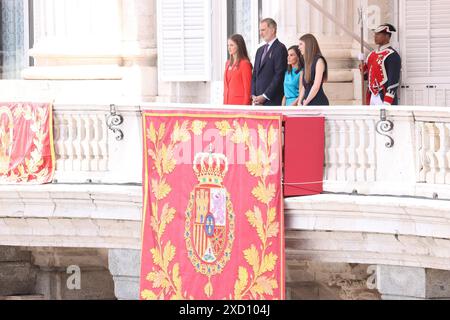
376, 109, 394, 148
107, 104, 124, 141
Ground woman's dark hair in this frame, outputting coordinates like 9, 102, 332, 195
287, 45, 304, 74
228, 34, 251, 67
299, 34, 328, 83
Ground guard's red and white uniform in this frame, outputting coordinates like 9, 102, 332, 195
364, 44, 402, 106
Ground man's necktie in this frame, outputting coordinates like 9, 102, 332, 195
260, 44, 269, 67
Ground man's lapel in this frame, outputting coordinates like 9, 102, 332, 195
259, 39, 278, 72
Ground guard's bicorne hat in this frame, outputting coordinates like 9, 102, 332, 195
373, 24, 397, 34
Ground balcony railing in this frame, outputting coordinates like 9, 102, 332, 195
51, 103, 450, 201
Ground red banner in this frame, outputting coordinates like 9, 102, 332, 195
0, 102, 55, 184
140, 111, 284, 300
283, 116, 325, 197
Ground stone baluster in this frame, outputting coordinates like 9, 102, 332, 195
81, 116, 91, 172
337, 120, 349, 181
90, 115, 101, 172
324, 120, 338, 181
437, 123, 448, 184
425, 123, 439, 184
355, 119, 368, 182
98, 114, 109, 172
324, 117, 375, 185
418, 122, 429, 183
416, 121, 424, 183
74, 114, 83, 172
446, 124, 450, 184
65, 114, 75, 172
59, 115, 69, 171
347, 119, 358, 181
366, 119, 376, 182
53, 115, 61, 171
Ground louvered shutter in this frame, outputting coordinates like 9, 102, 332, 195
157, 0, 212, 82
401, 0, 450, 83
429, 0, 450, 80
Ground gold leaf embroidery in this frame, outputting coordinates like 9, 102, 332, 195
231, 121, 250, 144
246, 146, 264, 178
234, 267, 249, 299
144, 118, 189, 300
266, 222, 280, 239
204, 281, 213, 297
146, 271, 170, 289
260, 252, 278, 274
150, 248, 163, 268
267, 207, 276, 224
159, 204, 176, 238
244, 245, 260, 275
172, 121, 191, 143
191, 120, 207, 136
252, 276, 278, 296
151, 178, 172, 200
148, 149, 157, 162
251, 182, 276, 205
230, 119, 281, 299
258, 124, 267, 145
151, 203, 158, 219
141, 289, 158, 300
245, 207, 265, 244
147, 123, 157, 144
162, 241, 176, 269
2, 104, 50, 183
267, 125, 277, 146
158, 123, 166, 141
215, 120, 232, 137
161, 145, 176, 175
150, 216, 159, 234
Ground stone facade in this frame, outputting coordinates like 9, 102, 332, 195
2, 0, 450, 301
0, 246, 116, 300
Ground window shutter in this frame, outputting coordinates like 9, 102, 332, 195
402, 0, 450, 82
157, 0, 212, 82
429, 0, 450, 79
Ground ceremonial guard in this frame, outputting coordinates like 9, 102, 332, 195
363, 24, 402, 106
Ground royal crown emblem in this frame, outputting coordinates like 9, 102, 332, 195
0, 107, 14, 175
185, 148, 235, 297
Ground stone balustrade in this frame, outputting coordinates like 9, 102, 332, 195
50, 103, 450, 200
4, 103, 450, 299
4, 103, 450, 269
51, 104, 142, 184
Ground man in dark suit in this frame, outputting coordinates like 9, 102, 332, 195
252, 18, 288, 106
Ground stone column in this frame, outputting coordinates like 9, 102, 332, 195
377, 265, 450, 300
120, 0, 158, 101
0, 247, 37, 298
31, 248, 116, 300
108, 249, 141, 300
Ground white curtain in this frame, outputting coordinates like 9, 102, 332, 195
1, 0, 26, 79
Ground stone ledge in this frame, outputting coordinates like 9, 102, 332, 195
22, 66, 124, 80
286, 230, 450, 271
0, 184, 142, 221
286, 194, 450, 239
